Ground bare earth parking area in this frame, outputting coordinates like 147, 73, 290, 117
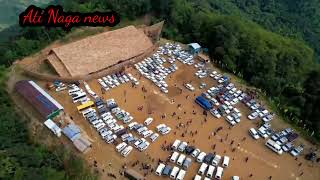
43, 56, 320, 180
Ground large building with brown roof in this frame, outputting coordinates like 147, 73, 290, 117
47, 25, 157, 77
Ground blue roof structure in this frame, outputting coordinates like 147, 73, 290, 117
63, 124, 81, 142
195, 96, 213, 110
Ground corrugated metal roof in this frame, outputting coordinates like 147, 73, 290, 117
29, 81, 64, 110
188, 43, 201, 49
15, 80, 63, 118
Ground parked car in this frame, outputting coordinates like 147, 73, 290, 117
249, 128, 260, 140
282, 142, 294, 152
178, 142, 188, 152
160, 127, 171, 135
116, 142, 127, 152
144, 117, 153, 126
185, 83, 195, 91
170, 152, 180, 163
265, 139, 283, 155
203, 153, 214, 164
182, 157, 192, 170
197, 152, 206, 162
258, 126, 269, 139
162, 165, 172, 176
225, 115, 236, 126
185, 146, 195, 155
290, 145, 304, 157
155, 163, 165, 176
210, 109, 221, 118
192, 148, 201, 158
149, 133, 159, 142
212, 154, 221, 166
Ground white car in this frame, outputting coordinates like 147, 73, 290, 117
139, 141, 150, 151
121, 146, 133, 157
210, 98, 220, 106
212, 154, 221, 166
258, 126, 269, 139
249, 128, 260, 139
259, 109, 269, 118
161, 87, 168, 93
128, 122, 138, 130
185, 83, 195, 91
232, 176, 240, 180
116, 142, 127, 152
106, 134, 117, 144
226, 115, 236, 126
144, 117, 153, 126
142, 130, 153, 138
248, 111, 259, 120
137, 127, 148, 134
94, 122, 106, 129
134, 138, 146, 148
123, 116, 133, 124
210, 109, 221, 118
121, 133, 133, 141
156, 124, 166, 131
233, 108, 241, 117
149, 133, 159, 142
218, 78, 225, 83
160, 127, 171, 135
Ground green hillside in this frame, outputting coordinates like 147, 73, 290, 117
193, 0, 320, 62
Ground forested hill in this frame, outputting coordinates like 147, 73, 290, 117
0, 0, 51, 42
194, 0, 320, 62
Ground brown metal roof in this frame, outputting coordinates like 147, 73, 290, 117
49, 26, 153, 77
15, 80, 63, 118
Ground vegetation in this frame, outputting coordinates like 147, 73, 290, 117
0, 0, 51, 41
202, 0, 320, 63
0, 67, 97, 179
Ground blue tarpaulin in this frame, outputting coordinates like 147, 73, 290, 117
195, 96, 213, 110
63, 124, 81, 142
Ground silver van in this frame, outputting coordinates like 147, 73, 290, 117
182, 157, 192, 170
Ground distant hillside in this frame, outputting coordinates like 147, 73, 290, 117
0, 0, 50, 34
194, 0, 320, 62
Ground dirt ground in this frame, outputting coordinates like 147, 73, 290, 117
38, 57, 320, 180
